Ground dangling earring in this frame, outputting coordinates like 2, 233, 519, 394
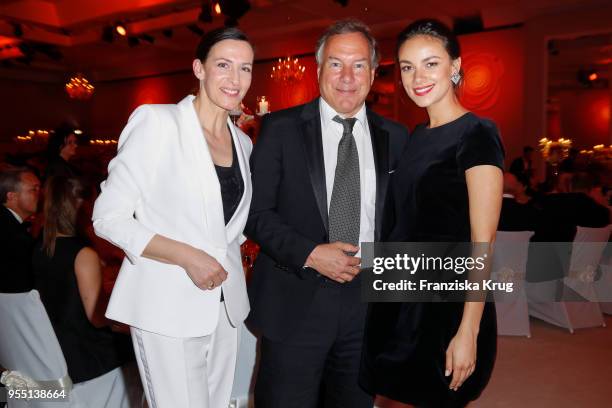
451, 72, 461, 85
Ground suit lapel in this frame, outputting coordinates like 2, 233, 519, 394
367, 109, 390, 242
178, 95, 227, 249
225, 120, 252, 244
300, 99, 329, 233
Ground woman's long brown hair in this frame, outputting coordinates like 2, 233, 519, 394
42, 176, 85, 257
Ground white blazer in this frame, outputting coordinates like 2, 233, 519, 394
92, 95, 252, 338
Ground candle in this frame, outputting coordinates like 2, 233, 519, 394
257, 96, 269, 115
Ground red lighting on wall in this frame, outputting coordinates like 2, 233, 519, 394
460, 52, 504, 112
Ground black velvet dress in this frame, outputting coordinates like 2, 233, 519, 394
360, 112, 505, 407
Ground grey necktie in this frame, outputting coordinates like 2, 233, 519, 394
329, 115, 360, 246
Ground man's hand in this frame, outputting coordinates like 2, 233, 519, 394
305, 242, 361, 283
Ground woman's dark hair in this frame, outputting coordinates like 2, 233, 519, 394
46, 123, 75, 158
195, 27, 252, 62
42, 176, 86, 256
397, 19, 462, 86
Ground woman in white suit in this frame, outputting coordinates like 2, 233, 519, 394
92, 27, 254, 408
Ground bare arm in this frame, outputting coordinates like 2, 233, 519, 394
446, 164, 503, 391
74, 247, 107, 328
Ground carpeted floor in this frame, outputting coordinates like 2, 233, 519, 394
375, 315, 612, 408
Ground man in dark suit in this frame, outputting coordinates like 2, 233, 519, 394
498, 173, 539, 231
509, 145, 534, 185
0, 166, 40, 293
534, 173, 609, 241
527, 172, 610, 282
245, 19, 408, 407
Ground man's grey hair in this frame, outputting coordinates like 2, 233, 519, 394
0, 166, 32, 204
315, 19, 380, 69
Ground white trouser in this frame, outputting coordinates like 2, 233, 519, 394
130, 302, 239, 408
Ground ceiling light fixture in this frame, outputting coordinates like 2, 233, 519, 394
115, 24, 127, 36
187, 24, 205, 36
199, 1, 214, 23
102, 25, 114, 43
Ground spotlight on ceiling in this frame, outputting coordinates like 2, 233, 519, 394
102, 26, 114, 43
12, 23, 23, 38
115, 23, 127, 36
333, 0, 349, 6
219, 0, 250, 21
453, 15, 484, 35
187, 24, 205, 36
127, 36, 140, 47
577, 69, 599, 87
224, 17, 238, 27
214, 2, 222, 15
140, 34, 155, 44
162, 29, 173, 38
199, 1, 213, 23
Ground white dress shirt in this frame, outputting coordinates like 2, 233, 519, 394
6, 207, 23, 223
319, 98, 376, 256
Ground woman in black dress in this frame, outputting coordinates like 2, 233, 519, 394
33, 176, 124, 384
360, 20, 504, 407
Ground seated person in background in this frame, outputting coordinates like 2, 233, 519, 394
509, 145, 534, 186
498, 173, 539, 231
32, 176, 125, 384
533, 172, 610, 243
527, 172, 610, 283
0, 166, 40, 293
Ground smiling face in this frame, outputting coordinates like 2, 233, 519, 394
398, 35, 460, 109
193, 39, 254, 111
318, 32, 375, 117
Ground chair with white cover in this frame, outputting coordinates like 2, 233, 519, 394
528, 225, 610, 333
491, 231, 534, 337
0, 290, 136, 408
0, 290, 72, 408
595, 263, 612, 315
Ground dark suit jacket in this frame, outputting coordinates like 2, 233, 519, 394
527, 192, 610, 282
245, 98, 409, 341
533, 192, 610, 242
0, 205, 35, 293
498, 196, 539, 232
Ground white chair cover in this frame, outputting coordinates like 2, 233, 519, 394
70, 367, 134, 408
528, 225, 610, 332
0, 290, 71, 408
595, 264, 612, 315
229, 324, 258, 408
0, 290, 137, 408
492, 231, 534, 337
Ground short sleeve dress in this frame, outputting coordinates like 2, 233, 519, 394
360, 112, 505, 408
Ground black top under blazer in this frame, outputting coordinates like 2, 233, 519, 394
245, 98, 409, 341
